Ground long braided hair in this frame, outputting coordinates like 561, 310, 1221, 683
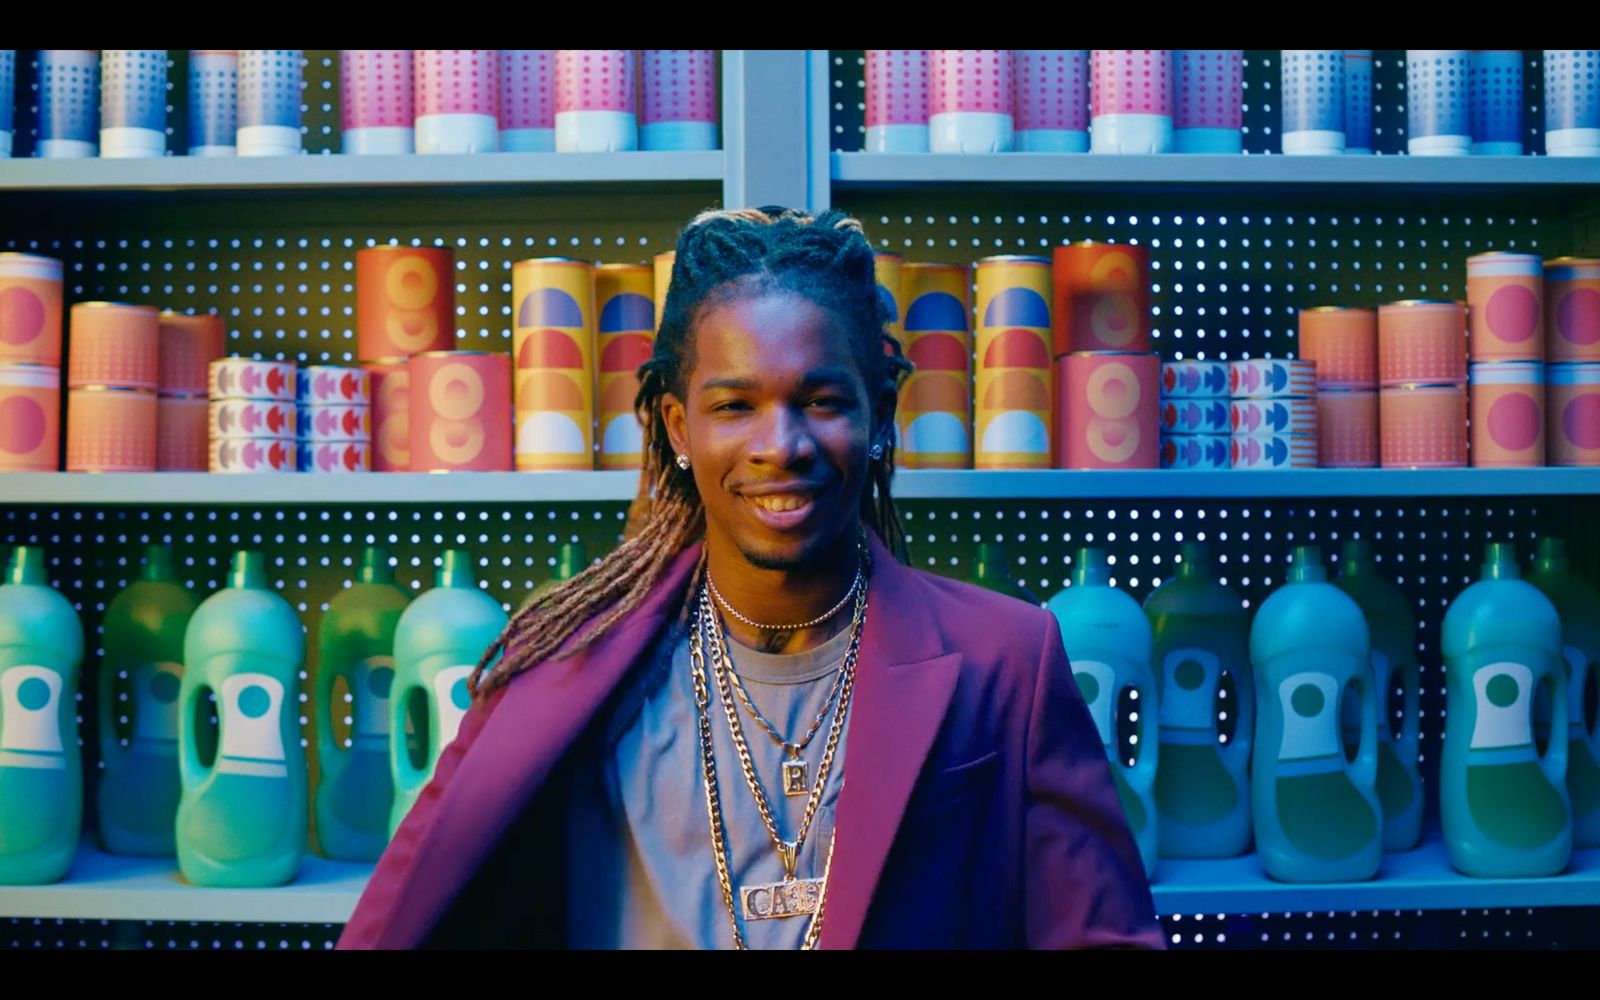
470, 207, 914, 698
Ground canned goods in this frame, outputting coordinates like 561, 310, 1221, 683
1545, 363, 1600, 466
1467, 252, 1544, 362
1544, 257, 1600, 363
209, 437, 296, 473
1160, 359, 1229, 399
156, 395, 208, 471
66, 386, 156, 472
1091, 50, 1174, 154
1469, 361, 1544, 467
300, 404, 372, 442
513, 258, 595, 472
874, 251, 905, 342
1378, 300, 1467, 386
67, 302, 160, 389
1230, 433, 1318, 470
928, 50, 1015, 153
595, 263, 655, 471
297, 364, 371, 405
356, 246, 456, 361
366, 358, 410, 471
865, 50, 931, 153
1228, 358, 1316, 398
653, 252, 675, 330
1317, 389, 1378, 469
1231, 397, 1318, 437
1051, 242, 1150, 355
0, 254, 65, 367
157, 311, 226, 396
897, 262, 973, 469
1160, 434, 1230, 470
1297, 307, 1377, 388
1055, 352, 1159, 470
976, 256, 1052, 470
208, 399, 297, 439
0, 364, 60, 471
208, 357, 297, 401
411, 351, 513, 473
1379, 384, 1467, 468
1161, 397, 1230, 434
299, 440, 372, 473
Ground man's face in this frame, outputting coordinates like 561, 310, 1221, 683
663, 290, 892, 573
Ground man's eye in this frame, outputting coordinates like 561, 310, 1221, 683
807, 397, 847, 409
712, 400, 749, 412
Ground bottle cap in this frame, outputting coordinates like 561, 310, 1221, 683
1178, 542, 1211, 577
1288, 545, 1327, 583
8, 545, 46, 586
1072, 546, 1110, 587
1534, 537, 1568, 574
1483, 541, 1520, 580
554, 541, 588, 582
438, 548, 476, 589
229, 550, 267, 589
359, 545, 394, 585
142, 543, 176, 583
1340, 538, 1372, 572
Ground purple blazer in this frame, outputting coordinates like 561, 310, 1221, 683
337, 533, 1164, 949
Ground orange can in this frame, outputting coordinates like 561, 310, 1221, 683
874, 251, 905, 343
897, 262, 972, 469
653, 251, 675, 330
1378, 300, 1466, 387
156, 394, 209, 471
975, 256, 1053, 469
1467, 252, 1543, 362
66, 386, 157, 472
1544, 257, 1600, 363
67, 302, 159, 390
594, 263, 655, 471
513, 257, 595, 471
1468, 361, 1544, 467
1546, 363, 1600, 466
1379, 384, 1467, 468
1055, 352, 1159, 470
1316, 388, 1378, 468
1298, 306, 1377, 388
1050, 242, 1150, 355
366, 357, 411, 471
408, 351, 512, 473
0, 254, 64, 368
355, 246, 456, 361
157, 311, 226, 396
0, 364, 61, 472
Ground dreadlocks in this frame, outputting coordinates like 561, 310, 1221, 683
470, 207, 914, 698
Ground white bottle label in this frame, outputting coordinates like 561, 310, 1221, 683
1469, 662, 1534, 751
133, 661, 183, 749
217, 672, 288, 778
431, 665, 475, 751
353, 655, 394, 744
0, 665, 66, 770
1159, 647, 1218, 739
1277, 671, 1342, 762
1072, 660, 1117, 750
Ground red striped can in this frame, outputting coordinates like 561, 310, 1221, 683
155, 395, 208, 471
66, 386, 156, 472
1379, 300, 1467, 386
67, 302, 159, 390
1317, 388, 1378, 468
1228, 358, 1316, 398
1298, 306, 1377, 388
1379, 383, 1467, 468
157, 311, 226, 396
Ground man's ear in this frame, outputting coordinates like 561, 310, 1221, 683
872, 378, 899, 453
663, 391, 690, 460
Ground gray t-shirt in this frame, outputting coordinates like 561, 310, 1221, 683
566, 616, 853, 949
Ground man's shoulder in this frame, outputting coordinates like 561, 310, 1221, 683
893, 562, 1055, 657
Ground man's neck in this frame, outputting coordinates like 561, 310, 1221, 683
702, 529, 861, 655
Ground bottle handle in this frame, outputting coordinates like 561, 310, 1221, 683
1128, 676, 1159, 790
177, 677, 213, 792
313, 651, 348, 784
1538, 666, 1570, 789
1397, 656, 1422, 765
1220, 664, 1255, 769
96, 658, 127, 776
389, 677, 426, 799
1350, 671, 1379, 794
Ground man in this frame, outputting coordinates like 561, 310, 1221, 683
338, 207, 1162, 950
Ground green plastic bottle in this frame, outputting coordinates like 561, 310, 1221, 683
177, 551, 307, 887
1045, 548, 1158, 876
517, 541, 588, 613
0, 547, 85, 885
1441, 542, 1570, 877
965, 542, 1039, 605
1334, 539, 1424, 852
96, 544, 197, 857
313, 546, 410, 862
389, 550, 508, 836
1250, 546, 1382, 883
1144, 542, 1254, 859
1527, 538, 1600, 848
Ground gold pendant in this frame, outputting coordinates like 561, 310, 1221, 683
782, 757, 808, 797
741, 878, 824, 921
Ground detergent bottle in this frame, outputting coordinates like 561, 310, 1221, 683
517, 540, 588, 613
965, 541, 1039, 605
1526, 537, 1600, 848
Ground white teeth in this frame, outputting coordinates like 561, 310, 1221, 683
750, 494, 810, 513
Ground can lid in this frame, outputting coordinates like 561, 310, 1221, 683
873, 250, 903, 260
654, 251, 676, 261
595, 262, 651, 273
1381, 299, 1457, 307
1547, 363, 1600, 386
1381, 382, 1466, 393
976, 254, 1050, 265
1469, 360, 1544, 384
1543, 256, 1600, 268
413, 350, 504, 359
361, 355, 413, 369
72, 385, 156, 395
0, 252, 63, 273
513, 256, 592, 267
0, 363, 61, 388
1467, 250, 1541, 261
901, 262, 967, 273
360, 244, 451, 255
74, 301, 157, 311
1301, 305, 1374, 313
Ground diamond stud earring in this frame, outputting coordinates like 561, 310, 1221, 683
869, 444, 885, 461
676, 453, 691, 470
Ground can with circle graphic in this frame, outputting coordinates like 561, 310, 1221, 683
896, 262, 972, 469
1228, 358, 1316, 399
0, 254, 64, 368
237, 50, 303, 157
1544, 258, 1600, 363
555, 49, 637, 153
188, 50, 237, 156
1229, 432, 1317, 470
513, 257, 595, 472
1161, 396, 1230, 434
1160, 359, 1229, 398
156, 395, 208, 471
1160, 434, 1230, 470
1298, 306, 1377, 388
1051, 242, 1149, 356
1091, 50, 1174, 154
1469, 361, 1544, 467
297, 364, 370, 406
865, 50, 930, 153
415, 49, 498, 154
1317, 388, 1378, 468
1379, 383, 1467, 468
299, 404, 370, 442
158, 311, 226, 396
873, 251, 904, 342
340, 50, 413, 156
1056, 352, 1159, 470
67, 386, 156, 473
1014, 50, 1089, 153
356, 246, 456, 362
0, 364, 60, 472
208, 399, 296, 440
408, 351, 512, 473
1281, 50, 1345, 154
499, 50, 555, 152
1547, 363, 1600, 466
68, 303, 159, 390
366, 357, 410, 472
1468, 252, 1543, 362
208, 437, 295, 473
1378, 300, 1467, 386
595, 263, 655, 470
929, 50, 1014, 153
299, 440, 371, 474
975, 256, 1052, 469
100, 50, 168, 158
207, 357, 297, 402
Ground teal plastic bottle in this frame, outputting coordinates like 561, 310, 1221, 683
1045, 548, 1158, 876
1441, 542, 1570, 877
389, 550, 508, 837
313, 546, 410, 862
965, 542, 1039, 604
1144, 542, 1254, 859
177, 551, 307, 887
1334, 540, 1424, 852
518, 541, 588, 614
1527, 537, 1600, 848
1250, 546, 1382, 883
0, 547, 85, 884
97, 544, 197, 857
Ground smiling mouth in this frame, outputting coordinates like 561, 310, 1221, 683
747, 493, 815, 512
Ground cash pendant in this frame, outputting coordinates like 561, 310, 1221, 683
741, 877, 824, 921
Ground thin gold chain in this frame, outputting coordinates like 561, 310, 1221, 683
717, 605, 849, 764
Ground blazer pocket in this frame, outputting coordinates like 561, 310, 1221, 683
908, 750, 1001, 817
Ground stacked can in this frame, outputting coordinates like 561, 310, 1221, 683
1378, 300, 1468, 468
513, 258, 595, 471
0, 254, 65, 471
38, 50, 99, 158
653, 251, 674, 329
0, 49, 13, 157
297, 365, 371, 473
188, 50, 238, 156
1543, 50, 1600, 157
873, 251, 905, 342
1013, 50, 1089, 153
156, 312, 225, 471
865, 50, 929, 153
1281, 50, 1344, 154
929, 50, 1014, 153
896, 263, 972, 468
409, 351, 511, 472
356, 245, 457, 471
1159, 359, 1230, 470
1406, 50, 1470, 156
555, 50, 637, 153
100, 50, 168, 158
1299, 306, 1378, 467
500, 50, 555, 152
1090, 50, 1174, 154
66, 303, 160, 473
595, 264, 655, 469
1547, 363, 1600, 465
1469, 51, 1524, 156
1228, 358, 1318, 469
341, 50, 414, 155
974, 257, 1052, 468
207, 357, 297, 473
640, 50, 717, 151
1546, 257, 1600, 363
1344, 51, 1373, 155
1467, 253, 1544, 467
237, 50, 303, 157
1173, 50, 1242, 153
415, 50, 498, 154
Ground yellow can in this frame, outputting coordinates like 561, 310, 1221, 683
896, 262, 972, 469
595, 263, 655, 470
513, 257, 596, 471
974, 255, 1053, 469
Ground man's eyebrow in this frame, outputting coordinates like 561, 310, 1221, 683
698, 368, 857, 393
